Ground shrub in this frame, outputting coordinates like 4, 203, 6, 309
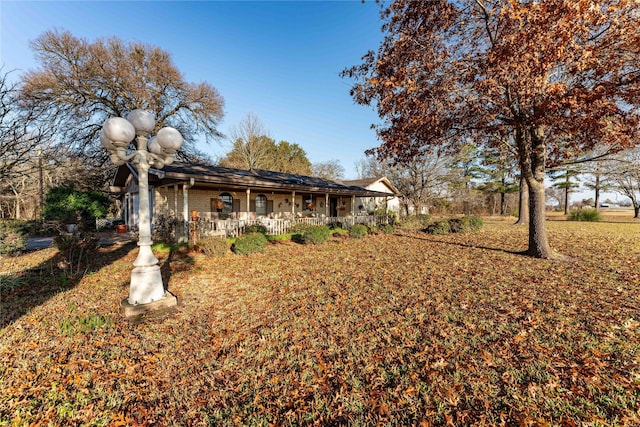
461, 215, 484, 232
0, 220, 27, 254
328, 221, 344, 230
367, 226, 380, 235
331, 228, 349, 239
289, 223, 311, 243
53, 233, 100, 276
349, 224, 368, 239
301, 225, 330, 245
379, 224, 395, 234
242, 224, 267, 235
266, 233, 292, 243
233, 233, 267, 255
425, 220, 451, 235
199, 236, 230, 257
448, 218, 466, 233
568, 209, 602, 222
151, 242, 174, 253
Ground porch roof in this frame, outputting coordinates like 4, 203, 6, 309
112, 162, 394, 198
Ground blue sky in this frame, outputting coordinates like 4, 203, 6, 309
1, 0, 385, 179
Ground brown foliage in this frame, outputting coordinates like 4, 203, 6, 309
1, 220, 639, 425
343, 0, 640, 258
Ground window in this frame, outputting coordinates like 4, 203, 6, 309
217, 193, 233, 219
255, 194, 268, 216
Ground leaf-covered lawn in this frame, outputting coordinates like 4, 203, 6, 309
1, 219, 639, 426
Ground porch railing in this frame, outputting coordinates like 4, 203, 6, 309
156, 215, 391, 241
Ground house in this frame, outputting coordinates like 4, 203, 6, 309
340, 177, 401, 215
111, 162, 396, 238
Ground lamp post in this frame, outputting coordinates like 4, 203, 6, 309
101, 109, 183, 316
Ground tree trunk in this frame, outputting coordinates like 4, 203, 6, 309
526, 179, 554, 257
515, 176, 529, 225
524, 126, 555, 258
594, 174, 601, 211
11, 186, 21, 220
563, 175, 569, 215
634, 204, 639, 219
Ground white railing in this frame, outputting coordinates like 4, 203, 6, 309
191, 215, 390, 239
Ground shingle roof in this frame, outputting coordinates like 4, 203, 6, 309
113, 162, 394, 198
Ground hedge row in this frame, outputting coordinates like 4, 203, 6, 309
196, 223, 396, 257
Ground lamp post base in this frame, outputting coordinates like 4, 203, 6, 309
121, 292, 177, 318
128, 264, 165, 305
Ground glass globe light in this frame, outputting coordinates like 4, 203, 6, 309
156, 127, 183, 152
147, 136, 164, 155
100, 131, 116, 151
127, 109, 155, 133
103, 117, 135, 148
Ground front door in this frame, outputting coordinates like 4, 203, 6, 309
329, 197, 338, 217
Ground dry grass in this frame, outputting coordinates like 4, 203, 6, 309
1, 219, 639, 426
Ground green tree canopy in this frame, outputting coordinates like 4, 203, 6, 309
43, 186, 111, 230
220, 113, 311, 175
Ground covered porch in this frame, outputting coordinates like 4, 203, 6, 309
112, 162, 396, 240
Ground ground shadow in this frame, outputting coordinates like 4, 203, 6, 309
396, 230, 525, 256
0, 238, 138, 328
159, 245, 197, 292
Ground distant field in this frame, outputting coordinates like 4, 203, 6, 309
546, 207, 637, 222
1, 219, 639, 425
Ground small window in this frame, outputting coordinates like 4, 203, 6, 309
255, 194, 268, 216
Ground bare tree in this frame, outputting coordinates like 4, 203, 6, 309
19, 30, 225, 182
357, 151, 451, 216
312, 160, 345, 180
606, 149, 640, 218
221, 113, 274, 170
0, 68, 53, 184
221, 113, 312, 174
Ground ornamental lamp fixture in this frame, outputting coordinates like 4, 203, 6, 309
102, 109, 183, 317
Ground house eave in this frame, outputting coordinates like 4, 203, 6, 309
114, 162, 394, 198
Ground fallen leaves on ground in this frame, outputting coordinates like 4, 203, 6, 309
1, 219, 639, 425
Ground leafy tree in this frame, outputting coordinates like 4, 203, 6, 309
312, 160, 345, 181
221, 113, 312, 174
270, 140, 312, 175
476, 147, 519, 216
581, 151, 614, 211
43, 186, 111, 230
447, 143, 484, 215
19, 30, 225, 180
343, 0, 640, 258
548, 168, 580, 215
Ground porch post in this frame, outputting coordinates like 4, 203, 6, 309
173, 184, 178, 217
246, 188, 251, 219
182, 178, 194, 243
292, 191, 296, 216
352, 195, 356, 216
325, 193, 329, 217
124, 193, 130, 228
173, 184, 179, 242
